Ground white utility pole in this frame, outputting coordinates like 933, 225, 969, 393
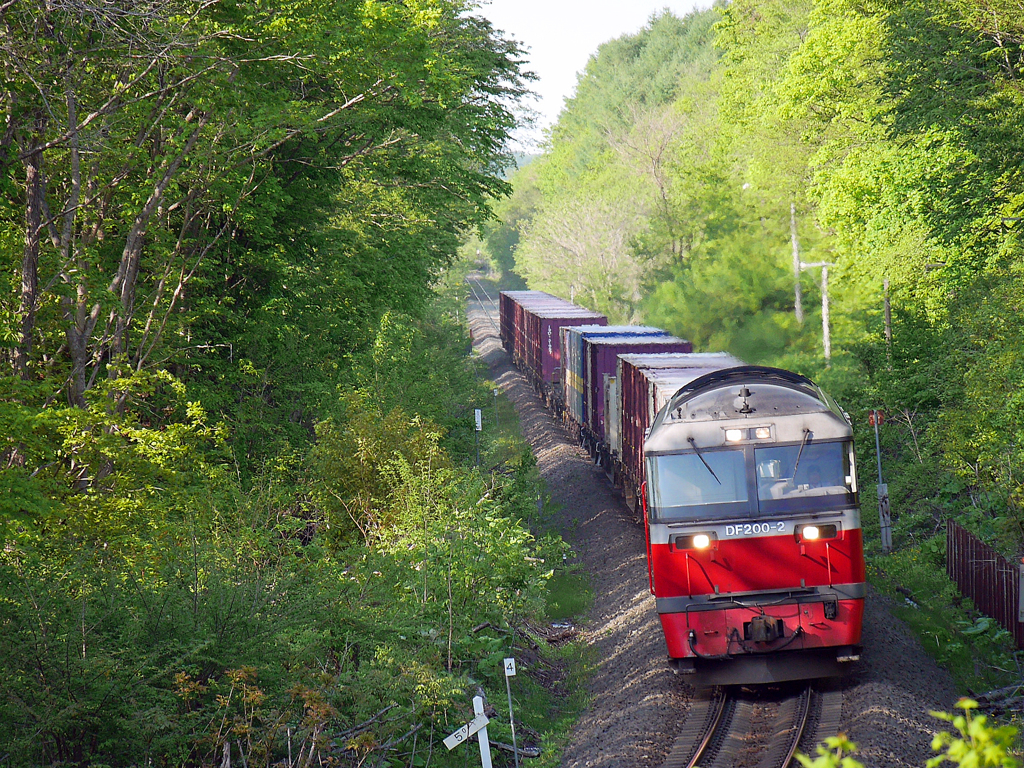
791, 202, 804, 324
800, 261, 835, 364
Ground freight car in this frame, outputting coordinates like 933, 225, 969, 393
560, 325, 691, 455
498, 291, 606, 407
642, 366, 864, 685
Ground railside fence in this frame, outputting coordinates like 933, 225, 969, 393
946, 519, 1024, 649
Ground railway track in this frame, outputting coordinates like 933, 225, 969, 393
661, 683, 843, 768
465, 275, 499, 332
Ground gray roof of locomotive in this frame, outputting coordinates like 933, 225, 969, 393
643, 366, 852, 454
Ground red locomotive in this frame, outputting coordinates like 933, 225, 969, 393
643, 366, 864, 685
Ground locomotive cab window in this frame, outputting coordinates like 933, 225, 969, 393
647, 450, 748, 520
755, 441, 856, 512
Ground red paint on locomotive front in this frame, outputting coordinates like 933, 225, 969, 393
649, 530, 865, 597
659, 599, 864, 658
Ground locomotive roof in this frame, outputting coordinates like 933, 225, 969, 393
644, 365, 852, 453
668, 366, 821, 405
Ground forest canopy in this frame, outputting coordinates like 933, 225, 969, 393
0, 1, 557, 764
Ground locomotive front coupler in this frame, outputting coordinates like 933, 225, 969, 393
746, 614, 784, 643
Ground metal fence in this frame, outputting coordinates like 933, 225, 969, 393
946, 520, 1024, 649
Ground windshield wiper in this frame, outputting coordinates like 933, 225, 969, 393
687, 437, 722, 485
792, 428, 812, 477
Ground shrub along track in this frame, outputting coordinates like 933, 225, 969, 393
466, 277, 960, 768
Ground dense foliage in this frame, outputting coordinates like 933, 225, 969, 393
0, 1, 579, 764
493, 0, 1024, 572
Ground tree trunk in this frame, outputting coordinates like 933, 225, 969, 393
108, 114, 208, 374
14, 118, 45, 378
60, 83, 96, 407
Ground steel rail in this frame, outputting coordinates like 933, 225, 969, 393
684, 689, 731, 768
662, 683, 827, 768
659, 687, 731, 768
466, 275, 499, 310
464, 276, 499, 332
777, 685, 814, 768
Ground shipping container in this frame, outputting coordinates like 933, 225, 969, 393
498, 291, 607, 392
615, 353, 743, 496
585, 335, 693, 444
561, 326, 671, 433
524, 307, 606, 388
499, 290, 542, 361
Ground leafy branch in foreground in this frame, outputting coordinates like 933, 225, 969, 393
797, 700, 1020, 768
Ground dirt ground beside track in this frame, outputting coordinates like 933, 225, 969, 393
466, 282, 959, 768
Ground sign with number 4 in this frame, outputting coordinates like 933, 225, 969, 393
503, 658, 516, 677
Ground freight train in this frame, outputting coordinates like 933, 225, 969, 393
498, 289, 864, 686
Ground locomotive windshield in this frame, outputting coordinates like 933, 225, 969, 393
648, 450, 748, 520
755, 441, 856, 512
647, 440, 857, 520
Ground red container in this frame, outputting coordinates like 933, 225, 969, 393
498, 291, 606, 390
526, 308, 606, 386
499, 291, 539, 360
617, 353, 742, 493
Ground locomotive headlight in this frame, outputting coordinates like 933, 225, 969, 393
795, 523, 839, 542
669, 532, 717, 551
725, 428, 745, 442
754, 426, 772, 440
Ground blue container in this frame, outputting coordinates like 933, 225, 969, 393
561, 326, 668, 430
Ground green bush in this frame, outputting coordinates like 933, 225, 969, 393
0, 286, 571, 766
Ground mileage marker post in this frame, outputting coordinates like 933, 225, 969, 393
504, 658, 520, 768
475, 408, 483, 466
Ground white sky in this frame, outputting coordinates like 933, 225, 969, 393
478, 0, 710, 150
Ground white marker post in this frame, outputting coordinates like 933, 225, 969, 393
443, 709, 489, 751
473, 695, 493, 768
475, 408, 482, 466
504, 658, 520, 768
